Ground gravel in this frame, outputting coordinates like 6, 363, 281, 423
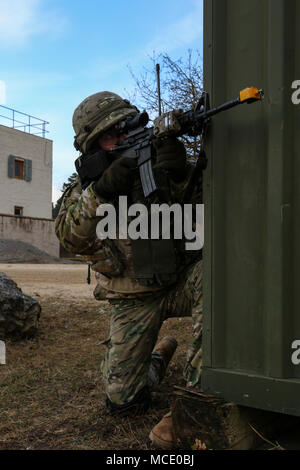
0, 239, 78, 264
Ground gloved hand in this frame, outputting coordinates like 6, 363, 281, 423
94, 157, 136, 197
153, 136, 187, 177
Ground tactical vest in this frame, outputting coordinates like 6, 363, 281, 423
84, 162, 201, 295
129, 168, 183, 287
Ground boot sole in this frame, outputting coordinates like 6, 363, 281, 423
149, 430, 175, 450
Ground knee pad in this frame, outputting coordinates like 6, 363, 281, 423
106, 386, 152, 417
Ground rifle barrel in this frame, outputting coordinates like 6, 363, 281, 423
204, 97, 241, 119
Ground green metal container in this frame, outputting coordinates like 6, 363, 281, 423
202, 0, 300, 416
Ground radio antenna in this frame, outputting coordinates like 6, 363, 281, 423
156, 63, 162, 116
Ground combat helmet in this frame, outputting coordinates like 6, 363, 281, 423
73, 91, 139, 153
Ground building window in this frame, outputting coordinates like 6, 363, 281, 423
14, 159, 24, 179
14, 206, 23, 216
8, 155, 32, 181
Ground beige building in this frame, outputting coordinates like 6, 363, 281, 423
0, 123, 52, 218
0, 108, 59, 258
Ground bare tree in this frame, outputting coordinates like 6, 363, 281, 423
126, 50, 203, 158
52, 172, 77, 219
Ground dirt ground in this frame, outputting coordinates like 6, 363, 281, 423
0, 264, 192, 450
0, 263, 98, 299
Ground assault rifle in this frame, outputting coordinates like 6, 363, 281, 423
75, 87, 263, 196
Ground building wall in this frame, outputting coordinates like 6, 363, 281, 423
0, 214, 59, 258
0, 124, 53, 219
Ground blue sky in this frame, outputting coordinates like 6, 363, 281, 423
0, 0, 203, 202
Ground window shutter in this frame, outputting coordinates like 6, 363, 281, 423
8, 155, 15, 178
24, 159, 32, 182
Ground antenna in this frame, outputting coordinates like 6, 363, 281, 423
156, 63, 162, 116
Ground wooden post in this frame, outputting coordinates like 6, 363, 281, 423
171, 386, 300, 450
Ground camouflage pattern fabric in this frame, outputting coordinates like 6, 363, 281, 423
72, 91, 138, 153
55, 161, 202, 291
55, 178, 104, 254
100, 260, 202, 405
55, 167, 203, 407
55, 179, 126, 276
55, 121, 203, 408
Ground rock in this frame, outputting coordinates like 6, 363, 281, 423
0, 272, 41, 339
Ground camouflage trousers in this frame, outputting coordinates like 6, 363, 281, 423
100, 260, 202, 405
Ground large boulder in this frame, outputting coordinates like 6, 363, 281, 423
0, 272, 41, 339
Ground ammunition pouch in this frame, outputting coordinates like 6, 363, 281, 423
130, 169, 184, 287
131, 238, 180, 287
81, 239, 124, 277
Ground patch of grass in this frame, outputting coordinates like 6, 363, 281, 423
0, 296, 192, 450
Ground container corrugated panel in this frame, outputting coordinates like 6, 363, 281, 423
202, 0, 300, 415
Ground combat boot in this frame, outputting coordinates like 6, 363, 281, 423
149, 411, 175, 449
152, 336, 178, 368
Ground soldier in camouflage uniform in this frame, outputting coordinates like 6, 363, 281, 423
55, 91, 202, 418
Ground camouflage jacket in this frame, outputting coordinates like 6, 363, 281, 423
55, 162, 202, 299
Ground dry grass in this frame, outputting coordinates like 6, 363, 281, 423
0, 293, 192, 450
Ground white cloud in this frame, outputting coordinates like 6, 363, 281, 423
0, 0, 66, 47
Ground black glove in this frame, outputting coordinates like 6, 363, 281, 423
153, 137, 186, 177
94, 157, 136, 197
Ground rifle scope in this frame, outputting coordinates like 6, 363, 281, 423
115, 111, 149, 135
